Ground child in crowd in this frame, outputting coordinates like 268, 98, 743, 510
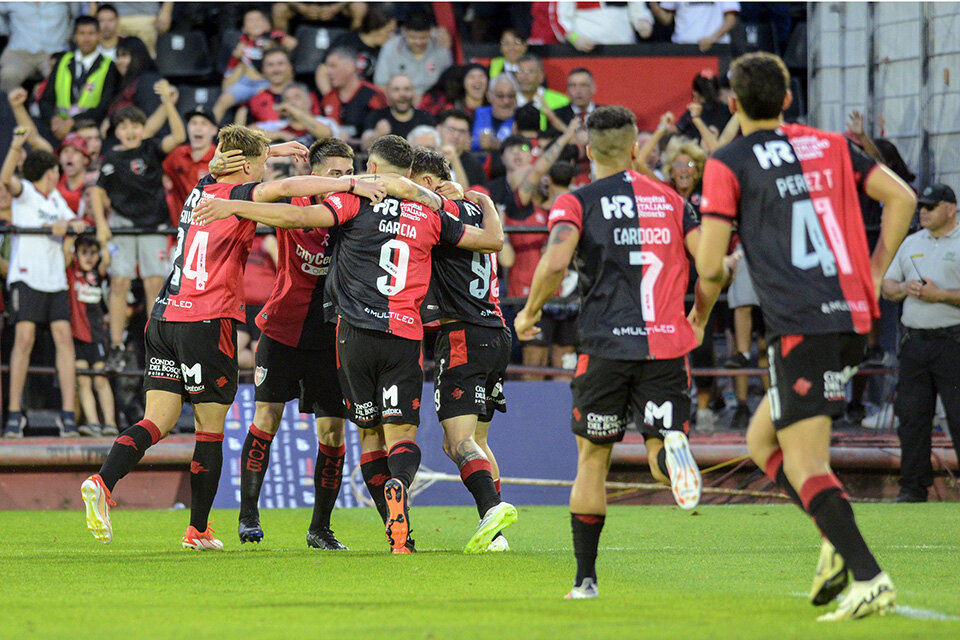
66, 234, 116, 436
212, 7, 298, 121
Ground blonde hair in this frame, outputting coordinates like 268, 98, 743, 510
660, 136, 706, 183
218, 124, 271, 159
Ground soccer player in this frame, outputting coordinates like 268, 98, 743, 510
193, 135, 504, 553
411, 148, 517, 553
80, 126, 385, 549
514, 106, 721, 599
695, 52, 916, 620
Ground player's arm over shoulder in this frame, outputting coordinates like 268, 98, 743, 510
453, 190, 503, 253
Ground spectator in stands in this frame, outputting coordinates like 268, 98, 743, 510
91, 85, 185, 372
272, 2, 366, 33
72, 118, 104, 174
489, 28, 527, 80
635, 131, 663, 179
882, 183, 960, 502
651, 2, 740, 52
244, 47, 313, 127
374, 13, 453, 98
417, 64, 462, 116
460, 63, 490, 114
7, 88, 55, 154
320, 47, 387, 146
328, 6, 396, 84
407, 125, 442, 151
514, 54, 569, 130
66, 233, 116, 437
676, 73, 731, 144
112, 2, 173, 57
107, 37, 162, 120
553, 1, 654, 51
438, 109, 486, 188
212, 7, 298, 123
274, 83, 340, 146
472, 73, 518, 152
555, 68, 597, 126
362, 74, 435, 148
0, 2, 78, 93
162, 105, 218, 213
1, 131, 86, 438
39, 15, 121, 141
56, 133, 92, 216
96, 4, 121, 60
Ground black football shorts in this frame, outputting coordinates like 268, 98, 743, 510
254, 326, 345, 418
433, 322, 510, 423
570, 353, 691, 445
143, 318, 239, 405
335, 320, 423, 428
74, 339, 107, 366
767, 333, 866, 430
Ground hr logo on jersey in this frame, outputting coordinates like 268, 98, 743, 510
182, 362, 204, 393
644, 400, 674, 431
752, 140, 796, 170
601, 195, 635, 220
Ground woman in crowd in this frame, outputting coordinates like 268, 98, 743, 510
108, 37, 162, 119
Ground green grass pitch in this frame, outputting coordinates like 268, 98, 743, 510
5, 503, 959, 639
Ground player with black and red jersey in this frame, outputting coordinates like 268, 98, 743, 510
696, 53, 916, 621
193, 135, 504, 553
411, 148, 517, 554
515, 106, 724, 599
80, 126, 384, 550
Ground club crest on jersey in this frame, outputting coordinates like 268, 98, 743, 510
129, 158, 147, 176
254, 366, 267, 386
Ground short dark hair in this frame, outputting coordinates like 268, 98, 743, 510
410, 147, 451, 181
262, 46, 292, 65
73, 118, 100, 132
325, 46, 358, 65
439, 108, 473, 129
360, 6, 392, 33
514, 104, 541, 132
243, 7, 269, 20
500, 134, 531, 155
309, 138, 354, 170
517, 53, 542, 70
728, 52, 790, 120
22, 150, 59, 182
586, 105, 637, 164
548, 162, 578, 188
111, 105, 147, 128
75, 233, 101, 253
74, 15, 99, 32
568, 67, 593, 81
403, 13, 433, 32
96, 3, 118, 17
368, 134, 414, 169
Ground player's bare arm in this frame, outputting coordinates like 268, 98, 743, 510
515, 221, 579, 340
194, 197, 336, 228
209, 141, 310, 176
456, 190, 504, 254
356, 173, 445, 211
684, 227, 726, 345
863, 164, 917, 296
695, 217, 734, 285
252, 175, 386, 203
516, 120, 579, 206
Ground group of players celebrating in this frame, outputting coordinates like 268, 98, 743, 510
81, 51, 916, 620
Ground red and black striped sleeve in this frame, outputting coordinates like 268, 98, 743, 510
700, 157, 740, 223
548, 192, 583, 233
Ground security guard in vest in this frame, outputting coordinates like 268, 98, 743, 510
882, 183, 960, 502
39, 15, 119, 141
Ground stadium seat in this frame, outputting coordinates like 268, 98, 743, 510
176, 84, 222, 117
782, 22, 808, 70
743, 21, 779, 55
215, 29, 242, 75
292, 25, 347, 76
156, 31, 214, 81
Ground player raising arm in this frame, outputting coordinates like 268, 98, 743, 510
515, 106, 724, 599
695, 52, 916, 621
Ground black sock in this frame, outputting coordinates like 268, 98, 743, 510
762, 448, 802, 507
360, 450, 391, 523
239, 425, 274, 522
801, 475, 882, 581
571, 513, 605, 585
310, 443, 345, 531
189, 433, 224, 531
387, 440, 421, 489
656, 447, 670, 479
98, 420, 161, 491
460, 458, 500, 517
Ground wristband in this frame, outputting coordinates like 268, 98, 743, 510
348, 178, 356, 193
569, 32, 579, 44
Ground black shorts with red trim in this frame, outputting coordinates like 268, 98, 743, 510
74, 339, 106, 366
254, 326, 345, 418
767, 333, 866, 430
335, 319, 423, 428
143, 318, 239, 405
433, 322, 510, 423
570, 353, 691, 445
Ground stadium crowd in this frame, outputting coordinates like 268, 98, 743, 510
0, 2, 955, 510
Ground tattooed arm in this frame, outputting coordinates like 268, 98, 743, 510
514, 221, 579, 340
515, 119, 579, 206
356, 173, 445, 211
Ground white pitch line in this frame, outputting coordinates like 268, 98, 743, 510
786, 592, 958, 621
